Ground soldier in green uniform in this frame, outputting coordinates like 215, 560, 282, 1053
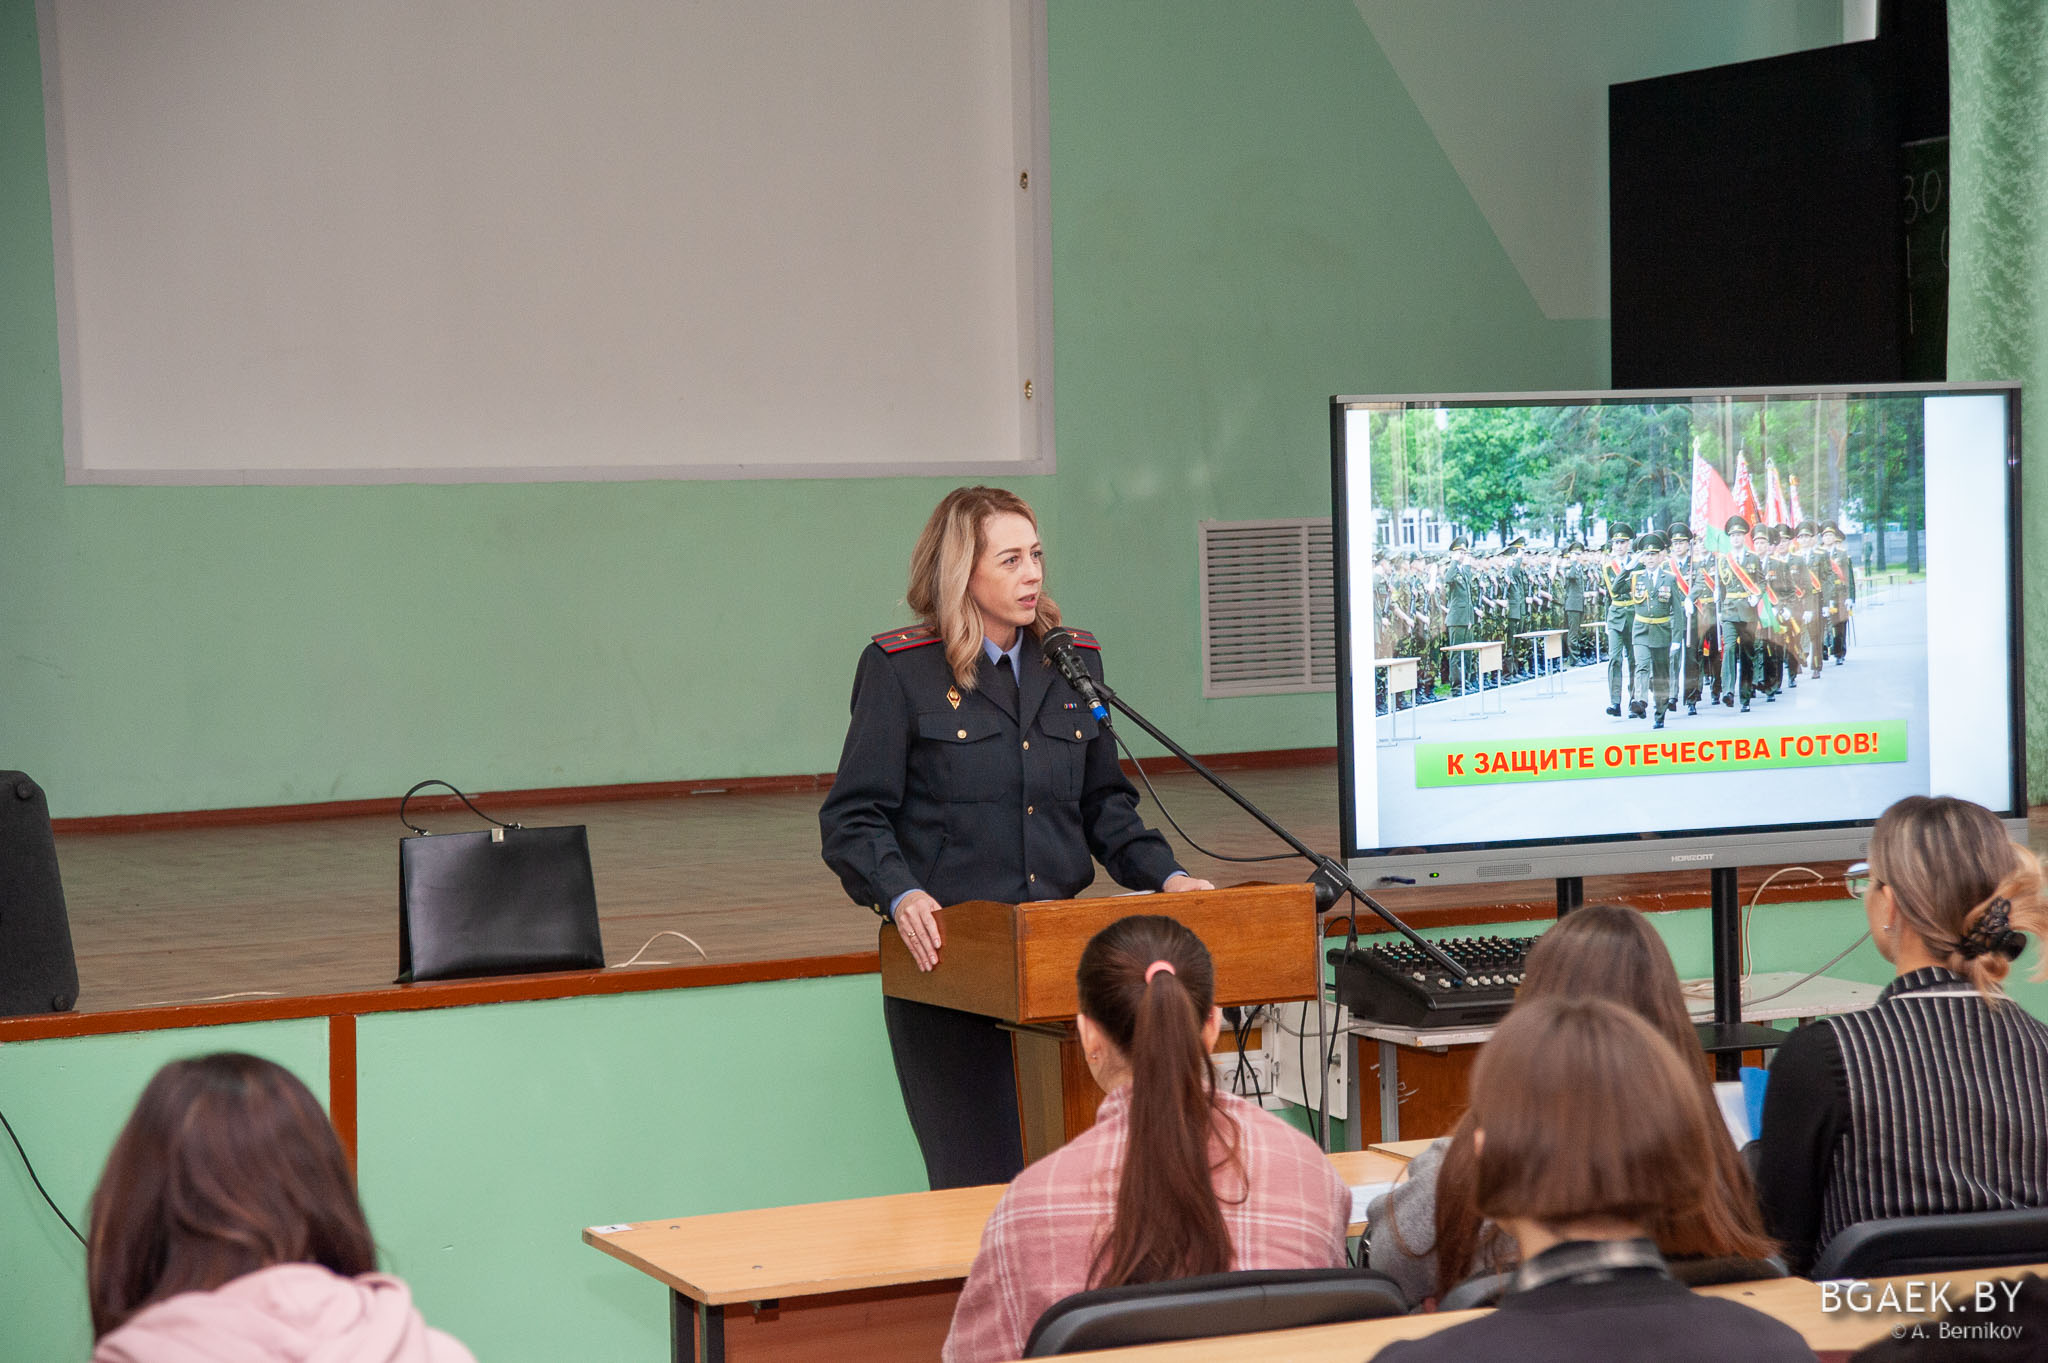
1665, 526, 1699, 715
1821, 524, 1857, 663
1560, 543, 1590, 667
1629, 532, 1679, 728
1791, 521, 1826, 677
1503, 539, 1531, 679
1716, 514, 1766, 712
1671, 525, 1720, 715
1442, 538, 1479, 695
1760, 524, 1796, 696
1600, 525, 1642, 717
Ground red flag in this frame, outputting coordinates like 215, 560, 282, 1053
1789, 475, 1805, 525
1733, 452, 1763, 526
1764, 460, 1789, 526
1691, 454, 1737, 551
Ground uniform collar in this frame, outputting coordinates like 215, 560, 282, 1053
1511, 1238, 1666, 1295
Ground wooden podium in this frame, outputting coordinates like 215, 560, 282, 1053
878, 884, 1318, 1163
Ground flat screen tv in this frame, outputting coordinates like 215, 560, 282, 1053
1331, 384, 2024, 887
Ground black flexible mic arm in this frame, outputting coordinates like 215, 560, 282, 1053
1076, 669, 1469, 981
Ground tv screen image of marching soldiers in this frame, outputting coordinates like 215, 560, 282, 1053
1331, 385, 2022, 873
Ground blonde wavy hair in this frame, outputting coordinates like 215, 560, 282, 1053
1869, 795, 2048, 998
907, 487, 1061, 689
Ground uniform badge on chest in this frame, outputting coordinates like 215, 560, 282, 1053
946, 686, 962, 710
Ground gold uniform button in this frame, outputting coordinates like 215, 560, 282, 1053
1028, 873, 1036, 883
1074, 729, 1083, 738
956, 729, 967, 739
1022, 740, 1030, 750
1026, 805, 1034, 815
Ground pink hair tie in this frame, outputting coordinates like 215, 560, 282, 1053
1144, 959, 1177, 983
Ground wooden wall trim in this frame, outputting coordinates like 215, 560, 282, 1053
329, 1013, 358, 1174
49, 748, 1339, 834
0, 952, 879, 1044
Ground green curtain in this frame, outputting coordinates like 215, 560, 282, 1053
1948, 0, 2048, 805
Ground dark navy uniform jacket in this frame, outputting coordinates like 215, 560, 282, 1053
818, 625, 1182, 914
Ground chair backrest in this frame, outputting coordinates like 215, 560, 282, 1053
1022, 1267, 1408, 1356
1810, 1206, 2048, 1280
1436, 1269, 1511, 1311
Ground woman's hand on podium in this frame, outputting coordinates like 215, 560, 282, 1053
894, 890, 944, 971
1162, 873, 1216, 892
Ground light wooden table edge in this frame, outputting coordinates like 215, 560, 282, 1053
582, 1227, 976, 1307
584, 1151, 1408, 1307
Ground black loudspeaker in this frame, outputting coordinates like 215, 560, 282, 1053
0, 773, 80, 1016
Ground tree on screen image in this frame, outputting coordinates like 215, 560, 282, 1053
1438, 406, 1548, 544
1844, 399, 1926, 572
1369, 395, 1926, 556
1521, 403, 1691, 537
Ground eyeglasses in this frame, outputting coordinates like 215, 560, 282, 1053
1846, 862, 1883, 898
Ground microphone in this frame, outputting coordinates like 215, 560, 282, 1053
1040, 629, 1111, 724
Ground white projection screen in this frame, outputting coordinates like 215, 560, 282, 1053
38, 0, 1053, 484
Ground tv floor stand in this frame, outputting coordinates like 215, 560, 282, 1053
1701, 865, 1788, 1079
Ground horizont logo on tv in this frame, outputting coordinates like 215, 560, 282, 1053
1669, 853, 1716, 862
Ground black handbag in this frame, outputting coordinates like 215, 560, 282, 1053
396, 781, 604, 983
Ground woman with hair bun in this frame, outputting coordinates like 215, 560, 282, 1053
87, 1052, 473, 1363
1757, 794, 2048, 1272
941, 915, 1349, 1363
820, 487, 1209, 1190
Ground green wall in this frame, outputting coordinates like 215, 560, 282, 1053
354, 980, 926, 1362
0, 975, 920, 1362
8, 918, 2045, 1361
0, 0, 1847, 819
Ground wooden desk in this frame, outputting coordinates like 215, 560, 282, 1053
1440, 641, 1504, 716
1513, 629, 1567, 696
1016, 1262, 2048, 1362
586, 1149, 1409, 1363
1373, 659, 1420, 744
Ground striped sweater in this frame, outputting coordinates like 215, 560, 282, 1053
1757, 966, 2048, 1272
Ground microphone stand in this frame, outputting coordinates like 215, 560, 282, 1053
1089, 678, 1470, 981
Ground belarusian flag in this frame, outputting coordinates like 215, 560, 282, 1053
1691, 453, 1737, 552
1733, 452, 1764, 526
1764, 459, 1790, 527
1789, 475, 1805, 526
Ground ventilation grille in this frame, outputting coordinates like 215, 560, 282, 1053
1199, 518, 1336, 697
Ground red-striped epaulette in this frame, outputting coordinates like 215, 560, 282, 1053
1065, 628, 1101, 650
872, 624, 941, 653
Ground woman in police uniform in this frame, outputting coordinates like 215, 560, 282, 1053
819, 486, 1211, 1189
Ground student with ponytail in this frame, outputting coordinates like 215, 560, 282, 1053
941, 915, 1349, 1363
1757, 794, 2048, 1272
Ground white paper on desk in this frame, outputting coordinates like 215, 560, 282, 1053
1350, 1180, 1397, 1223
1713, 1081, 1752, 1146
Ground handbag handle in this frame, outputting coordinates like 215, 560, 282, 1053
399, 780, 524, 836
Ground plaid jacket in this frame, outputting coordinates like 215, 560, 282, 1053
941, 1084, 1351, 1363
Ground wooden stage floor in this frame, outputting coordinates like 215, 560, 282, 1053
51, 763, 1347, 1014
51, 759, 2034, 1017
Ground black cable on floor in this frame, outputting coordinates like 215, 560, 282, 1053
0, 1103, 86, 1246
